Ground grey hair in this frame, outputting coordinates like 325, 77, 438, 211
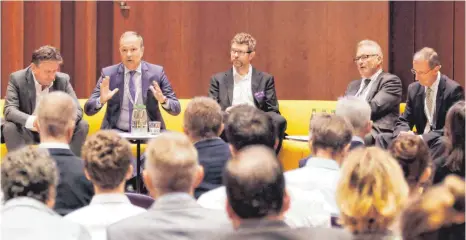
357, 39, 383, 59
120, 31, 144, 48
413, 47, 441, 69
335, 96, 371, 133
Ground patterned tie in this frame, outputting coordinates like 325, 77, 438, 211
356, 79, 371, 97
426, 87, 434, 117
128, 71, 136, 131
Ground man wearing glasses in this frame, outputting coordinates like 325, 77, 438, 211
345, 40, 402, 145
208, 32, 286, 154
376, 47, 464, 156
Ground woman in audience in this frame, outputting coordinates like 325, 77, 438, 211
433, 101, 465, 184
400, 175, 465, 240
336, 147, 409, 239
389, 134, 433, 196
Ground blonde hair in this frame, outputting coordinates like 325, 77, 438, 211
145, 132, 198, 194
336, 147, 409, 234
37, 91, 77, 138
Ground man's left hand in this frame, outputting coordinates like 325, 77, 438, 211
150, 81, 166, 103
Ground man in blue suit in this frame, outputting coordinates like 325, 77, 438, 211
84, 31, 180, 131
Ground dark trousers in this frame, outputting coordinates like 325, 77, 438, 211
375, 132, 446, 159
2, 119, 89, 157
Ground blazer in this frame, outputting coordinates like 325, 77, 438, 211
84, 61, 181, 130
3, 67, 83, 126
394, 74, 464, 144
1, 197, 91, 240
194, 138, 231, 199
107, 194, 231, 240
345, 72, 402, 135
209, 68, 280, 113
47, 148, 94, 216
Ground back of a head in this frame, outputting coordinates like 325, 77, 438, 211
335, 96, 371, 135
37, 91, 77, 138
444, 101, 465, 172
389, 134, 432, 189
81, 130, 132, 190
1, 146, 58, 204
310, 114, 353, 155
225, 105, 276, 151
400, 175, 465, 240
146, 132, 199, 194
336, 147, 409, 234
184, 97, 223, 139
224, 145, 285, 219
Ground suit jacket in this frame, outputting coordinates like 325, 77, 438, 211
194, 138, 231, 199
209, 68, 280, 113
345, 72, 402, 135
394, 74, 464, 144
1, 197, 91, 240
298, 140, 364, 168
107, 194, 231, 240
3, 67, 83, 126
47, 148, 94, 216
84, 61, 181, 130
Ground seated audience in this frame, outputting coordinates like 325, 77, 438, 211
36, 91, 94, 215
107, 132, 230, 240
433, 101, 465, 184
1, 146, 90, 240
183, 97, 231, 198
65, 130, 146, 240
336, 147, 409, 239
286, 113, 352, 214
400, 175, 465, 240
389, 134, 433, 196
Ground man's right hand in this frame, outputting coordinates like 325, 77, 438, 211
32, 118, 39, 132
99, 76, 119, 104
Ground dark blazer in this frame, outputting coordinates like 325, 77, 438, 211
433, 155, 465, 184
345, 72, 402, 135
209, 68, 280, 113
194, 138, 231, 199
3, 67, 83, 126
107, 194, 231, 240
394, 74, 464, 144
84, 61, 181, 130
298, 140, 364, 168
47, 148, 94, 216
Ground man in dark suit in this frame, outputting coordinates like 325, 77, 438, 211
2, 45, 89, 156
208, 32, 286, 153
107, 132, 231, 240
36, 92, 94, 216
345, 40, 402, 144
84, 31, 180, 131
183, 97, 231, 199
376, 47, 464, 153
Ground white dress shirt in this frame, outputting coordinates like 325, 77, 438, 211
65, 193, 145, 240
25, 73, 54, 130
232, 64, 255, 107
356, 69, 383, 100
38, 142, 70, 150
424, 71, 441, 133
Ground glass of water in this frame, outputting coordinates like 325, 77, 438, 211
148, 121, 161, 135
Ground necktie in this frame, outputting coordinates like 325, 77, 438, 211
357, 79, 371, 97
128, 71, 136, 131
426, 87, 434, 118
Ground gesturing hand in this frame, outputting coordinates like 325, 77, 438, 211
99, 76, 119, 104
149, 81, 166, 103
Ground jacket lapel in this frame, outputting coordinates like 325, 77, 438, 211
141, 61, 150, 103
251, 68, 261, 96
433, 75, 446, 128
26, 68, 36, 113
225, 69, 234, 106
113, 64, 126, 106
365, 72, 384, 100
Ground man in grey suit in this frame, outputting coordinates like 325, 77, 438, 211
107, 132, 231, 240
345, 40, 402, 144
2, 45, 89, 156
1, 146, 90, 240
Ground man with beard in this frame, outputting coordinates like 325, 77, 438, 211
208, 33, 286, 154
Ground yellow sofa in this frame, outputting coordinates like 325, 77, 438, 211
0, 99, 406, 171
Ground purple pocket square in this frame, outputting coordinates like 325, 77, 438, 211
254, 91, 265, 99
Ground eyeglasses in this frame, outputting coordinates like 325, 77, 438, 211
230, 49, 252, 56
411, 68, 433, 75
353, 54, 378, 62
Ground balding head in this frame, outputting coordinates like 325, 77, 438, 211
224, 145, 289, 227
37, 91, 77, 142
143, 132, 203, 198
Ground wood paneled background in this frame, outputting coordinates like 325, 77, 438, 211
1, 1, 464, 101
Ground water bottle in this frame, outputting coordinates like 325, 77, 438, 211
131, 104, 148, 135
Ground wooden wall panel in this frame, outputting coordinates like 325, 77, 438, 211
60, 1, 75, 86
454, 1, 465, 87
1, 1, 24, 97
96, 1, 114, 86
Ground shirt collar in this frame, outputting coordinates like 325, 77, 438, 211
38, 142, 70, 149
352, 135, 365, 144
3, 197, 57, 215
156, 192, 193, 202
192, 137, 222, 146
124, 63, 142, 75
426, 71, 441, 92
32, 72, 54, 89
305, 157, 340, 170
362, 68, 383, 82
232, 64, 253, 80
90, 193, 131, 205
